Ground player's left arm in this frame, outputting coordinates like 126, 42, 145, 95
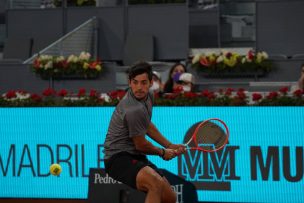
147, 122, 171, 148
147, 122, 186, 154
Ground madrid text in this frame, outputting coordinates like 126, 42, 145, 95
0, 144, 303, 184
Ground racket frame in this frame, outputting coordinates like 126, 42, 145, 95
185, 118, 230, 152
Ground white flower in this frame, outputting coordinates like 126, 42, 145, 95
95, 64, 102, 71
241, 57, 247, 64
261, 51, 268, 59
44, 61, 53, 69
67, 55, 79, 63
40, 55, 53, 61
83, 62, 89, 70
192, 54, 201, 64
55, 56, 65, 62
79, 52, 91, 60
256, 52, 268, 63
3, 91, 30, 101
100, 93, 111, 103
216, 55, 224, 63
16, 92, 30, 100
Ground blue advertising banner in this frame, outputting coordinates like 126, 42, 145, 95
0, 107, 303, 202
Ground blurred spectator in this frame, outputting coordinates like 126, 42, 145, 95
291, 63, 304, 92
150, 71, 164, 93
163, 63, 187, 93
177, 73, 196, 92
298, 63, 304, 90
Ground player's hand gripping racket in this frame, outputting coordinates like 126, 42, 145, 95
184, 118, 229, 152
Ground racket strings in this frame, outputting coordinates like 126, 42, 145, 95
195, 120, 228, 151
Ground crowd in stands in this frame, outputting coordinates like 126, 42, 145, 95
149, 63, 196, 95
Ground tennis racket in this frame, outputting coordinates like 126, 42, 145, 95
184, 118, 229, 152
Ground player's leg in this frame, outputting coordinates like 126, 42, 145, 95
105, 153, 176, 203
136, 166, 176, 203
160, 176, 177, 203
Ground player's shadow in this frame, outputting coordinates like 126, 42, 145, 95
87, 168, 198, 203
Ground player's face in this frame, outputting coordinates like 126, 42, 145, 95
129, 73, 152, 100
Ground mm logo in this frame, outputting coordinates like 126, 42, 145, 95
178, 122, 240, 191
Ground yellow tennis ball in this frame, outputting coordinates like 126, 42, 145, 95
50, 163, 62, 176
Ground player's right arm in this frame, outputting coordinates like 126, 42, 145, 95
132, 135, 176, 160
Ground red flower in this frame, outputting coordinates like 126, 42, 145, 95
78, 88, 86, 97
108, 90, 126, 100
58, 89, 68, 97
226, 52, 232, 59
42, 88, 56, 97
5, 90, 17, 99
267, 91, 278, 99
89, 89, 98, 97
201, 90, 210, 97
201, 89, 216, 99
252, 93, 262, 101
33, 59, 41, 69
207, 92, 216, 100
225, 88, 234, 96
199, 57, 210, 67
58, 60, 69, 69
293, 89, 303, 97
89, 61, 101, 69
184, 92, 197, 98
279, 87, 289, 95
247, 50, 255, 60
30, 94, 42, 102
236, 90, 246, 100
116, 90, 126, 100
173, 86, 183, 93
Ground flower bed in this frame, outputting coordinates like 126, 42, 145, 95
32, 52, 102, 79
191, 50, 273, 77
1, 87, 303, 107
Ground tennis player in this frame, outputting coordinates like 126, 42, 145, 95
104, 61, 185, 203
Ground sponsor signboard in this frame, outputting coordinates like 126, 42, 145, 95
0, 107, 303, 202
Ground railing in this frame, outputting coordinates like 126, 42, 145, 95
24, 16, 98, 64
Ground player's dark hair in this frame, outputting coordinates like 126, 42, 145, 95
128, 61, 153, 81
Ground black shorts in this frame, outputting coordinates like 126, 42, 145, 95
104, 152, 163, 189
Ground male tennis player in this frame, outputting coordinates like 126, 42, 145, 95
104, 61, 185, 203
